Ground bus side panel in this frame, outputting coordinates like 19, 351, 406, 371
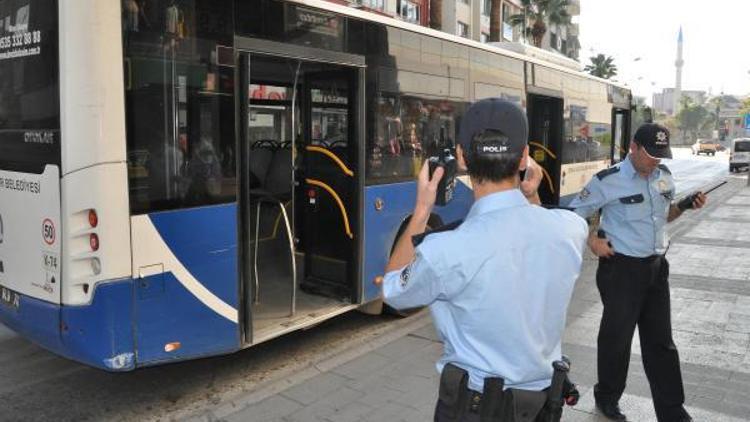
0, 294, 63, 358
60, 280, 135, 370
0, 280, 135, 371
131, 205, 239, 364
362, 180, 473, 303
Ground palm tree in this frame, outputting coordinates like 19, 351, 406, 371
508, 0, 571, 48
584, 54, 618, 79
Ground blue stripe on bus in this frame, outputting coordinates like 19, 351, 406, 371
362, 181, 474, 302
148, 204, 239, 310
0, 276, 240, 371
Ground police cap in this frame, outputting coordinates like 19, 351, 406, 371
457, 98, 528, 157
633, 123, 673, 159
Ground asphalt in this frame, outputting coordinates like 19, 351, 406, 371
185, 172, 750, 422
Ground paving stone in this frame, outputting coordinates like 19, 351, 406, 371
372, 333, 437, 360
223, 395, 302, 422
281, 372, 349, 406
331, 350, 392, 380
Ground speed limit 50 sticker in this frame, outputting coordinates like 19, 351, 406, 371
42, 218, 55, 245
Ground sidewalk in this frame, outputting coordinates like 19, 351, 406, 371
189, 177, 750, 422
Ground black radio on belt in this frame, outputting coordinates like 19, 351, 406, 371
428, 147, 457, 206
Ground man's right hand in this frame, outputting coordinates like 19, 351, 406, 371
588, 234, 615, 258
414, 160, 444, 217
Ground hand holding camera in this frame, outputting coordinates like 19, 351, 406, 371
415, 159, 445, 216
520, 156, 543, 199
427, 148, 457, 206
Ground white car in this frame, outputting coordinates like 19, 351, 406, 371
729, 138, 750, 172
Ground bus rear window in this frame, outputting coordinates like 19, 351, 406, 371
735, 141, 750, 152
0, 0, 60, 173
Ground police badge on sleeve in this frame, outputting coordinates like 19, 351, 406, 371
579, 188, 590, 200
400, 264, 411, 288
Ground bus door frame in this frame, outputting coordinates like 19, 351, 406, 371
526, 89, 565, 205
611, 107, 631, 164
234, 37, 366, 345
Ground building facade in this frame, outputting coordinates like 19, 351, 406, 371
328, 0, 580, 60
653, 88, 706, 116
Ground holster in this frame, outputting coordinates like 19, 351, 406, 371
479, 377, 508, 421
438, 363, 470, 421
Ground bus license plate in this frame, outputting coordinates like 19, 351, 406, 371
0, 285, 20, 310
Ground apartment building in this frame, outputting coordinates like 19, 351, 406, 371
332, 0, 580, 60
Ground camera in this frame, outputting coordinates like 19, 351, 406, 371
428, 147, 457, 206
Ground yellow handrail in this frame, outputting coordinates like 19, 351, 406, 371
529, 141, 558, 160
540, 166, 555, 194
305, 178, 354, 239
305, 146, 354, 177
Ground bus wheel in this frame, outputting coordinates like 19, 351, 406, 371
381, 213, 444, 317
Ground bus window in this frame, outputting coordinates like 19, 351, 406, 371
0, 0, 60, 172
367, 94, 462, 183
122, 0, 236, 213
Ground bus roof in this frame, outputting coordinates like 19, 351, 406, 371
291, 0, 632, 92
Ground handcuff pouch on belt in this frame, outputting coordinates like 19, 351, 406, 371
439, 363, 471, 420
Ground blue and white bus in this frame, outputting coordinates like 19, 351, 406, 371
0, 0, 631, 370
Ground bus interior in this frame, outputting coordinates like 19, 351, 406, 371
239, 53, 362, 343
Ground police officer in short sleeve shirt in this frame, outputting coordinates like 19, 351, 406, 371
569, 123, 706, 422
377, 99, 589, 421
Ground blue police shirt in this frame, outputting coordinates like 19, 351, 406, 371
569, 156, 675, 258
382, 189, 588, 392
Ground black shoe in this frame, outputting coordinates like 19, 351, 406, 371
596, 401, 627, 421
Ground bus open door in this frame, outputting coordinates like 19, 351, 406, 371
526, 94, 564, 205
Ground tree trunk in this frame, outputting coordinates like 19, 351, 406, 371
430, 0, 442, 30
531, 19, 546, 48
489, 0, 502, 42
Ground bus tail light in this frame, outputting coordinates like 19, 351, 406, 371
91, 258, 102, 275
90, 233, 100, 251
88, 209, 98, 228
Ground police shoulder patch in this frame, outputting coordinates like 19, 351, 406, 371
658, 164, 672, 175
596, 166, 620, 181
400, 264, 411, 288
578, 188, 591, 200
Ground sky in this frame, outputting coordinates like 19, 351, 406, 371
578, 0, 750, 104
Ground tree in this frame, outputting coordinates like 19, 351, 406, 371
508, 0, 571, 48
676, 96, 710, 144
584, 54, 618, 79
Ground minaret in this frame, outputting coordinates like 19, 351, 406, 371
674, 27, 684, 115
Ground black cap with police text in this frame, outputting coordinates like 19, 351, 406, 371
457, 98, 528, 157
633, 123, 673, 159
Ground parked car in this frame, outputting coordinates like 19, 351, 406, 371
729, 138, 750, 172
692, 139, 718, 156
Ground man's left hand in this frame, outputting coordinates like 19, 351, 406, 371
692, 192, 707, 209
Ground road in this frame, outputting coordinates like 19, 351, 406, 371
0, 149, 734, 421
668, 146, 733, 195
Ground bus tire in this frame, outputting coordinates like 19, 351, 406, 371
383, 213, 444, 317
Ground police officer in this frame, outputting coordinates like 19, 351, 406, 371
377, 99, 588, 421
569, 123, 706, 422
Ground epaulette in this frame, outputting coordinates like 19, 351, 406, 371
596, 166, 620, 180
411, 219, 463, 247
658, 164, 671, 174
